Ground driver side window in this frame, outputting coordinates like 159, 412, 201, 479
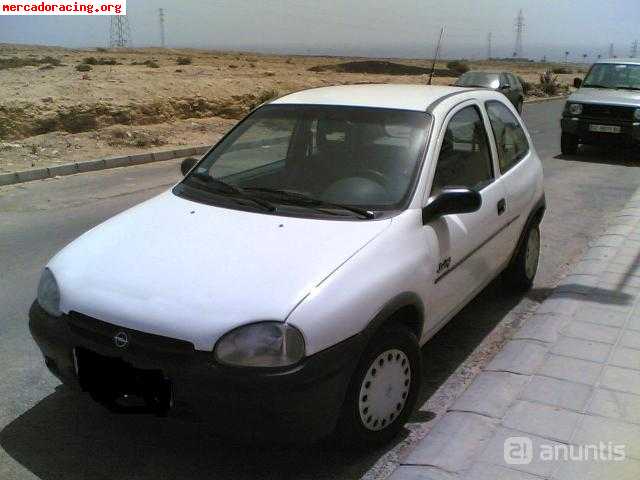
431, 106, 494, 195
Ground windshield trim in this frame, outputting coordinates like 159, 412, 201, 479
582, 62, 640, 91
174, 103, 433, 219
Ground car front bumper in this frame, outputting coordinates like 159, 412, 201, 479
561, 116, 640, 145
29, 301, 366, 442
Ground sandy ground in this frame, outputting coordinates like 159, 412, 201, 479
0, 44, 578, 173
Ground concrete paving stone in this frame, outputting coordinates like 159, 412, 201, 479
552, 456, 640, 480
388, 466, 459, 480
129, 153, 154, 165
486, 340, 549, 375
571, 260, 607, 276
520, 376, 592, 411
479, 427, 565, 478
16, 168, 48, 182
621, 330, 640, 350
103, 155, 133, 168
574, 304, 628, 328
403, 412, 498, 473
586, 291, 636, 309
600, 271, 640, 288
561, 320, 620, 344
607, 254, 640, 270
152, 150, 176, 161
583, 246, 618, 261
513, 314, 570, 344
589, 235, 626, 248
600, 366, 640, 396
536, 296, 583, 317
538, 354, 603, 385
502, 400, 582, 443
610, 347, 640, 370
47, 163, 78, 177
462, 463, 540, 480
573, 415, 640, 460
628, 314, 640, 332
606, 224, 635, 235
75, 159, 106, 173
551, 336, 612, 363
587, 388, 640, 425
554, 280, 595, 296
451, 372, 529, 419
618, 245, 640, 258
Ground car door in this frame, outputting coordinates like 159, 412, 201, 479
425, 102, 510, 328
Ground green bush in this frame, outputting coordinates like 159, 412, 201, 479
145, 60, 160, 68
75, 64, 92, 72
539, 70, 561, 96
552, 67, 572, 74
176, 56, 192, 65
447, 60, 469, 75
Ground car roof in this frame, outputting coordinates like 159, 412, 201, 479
271, 84, 472, 112
594, 58, 640, 66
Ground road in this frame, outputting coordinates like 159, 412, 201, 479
1, 99, 640, 480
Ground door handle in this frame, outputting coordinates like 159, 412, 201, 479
497, 198, 506, 215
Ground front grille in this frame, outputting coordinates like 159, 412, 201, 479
67, 311, 195, 355
581, 104, 635, 121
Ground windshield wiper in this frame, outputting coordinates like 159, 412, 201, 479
187, 172, 276, 212
245, 187, 375, 219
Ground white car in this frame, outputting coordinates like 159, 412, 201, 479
30, 84, 545, 446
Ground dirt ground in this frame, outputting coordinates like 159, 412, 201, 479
0, 44, 579, 173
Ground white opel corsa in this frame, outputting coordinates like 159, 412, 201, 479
31, 85, 545, 446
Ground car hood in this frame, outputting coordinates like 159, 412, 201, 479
49, 191, 392, 351
569, 87, 640, 107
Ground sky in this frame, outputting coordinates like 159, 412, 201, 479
1, 0, 639, 62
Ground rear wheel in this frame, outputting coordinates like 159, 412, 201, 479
561, 132, 579, 155
334, 324, 421, 447
505, 224, 540, 291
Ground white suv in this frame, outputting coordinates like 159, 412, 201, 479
30, 84, 545, 446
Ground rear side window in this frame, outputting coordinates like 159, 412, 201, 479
432, 105, 494, 194
485, 101, 530, 173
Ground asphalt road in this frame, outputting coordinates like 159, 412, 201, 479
2, 99, 640, 480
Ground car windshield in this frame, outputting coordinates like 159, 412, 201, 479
455, 72, 500, 89
179, 104, 431, 215
583, 63, 640, 90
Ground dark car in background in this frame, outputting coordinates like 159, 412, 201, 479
454, 71, 525, 113
561, 58, 640, 155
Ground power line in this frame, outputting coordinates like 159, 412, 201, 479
109, 17, 131, 48
159, 8, 166, 48
513, 9, 524, 58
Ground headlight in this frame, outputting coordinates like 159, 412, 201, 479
214, 322, 305, 368
37, 268, 61, 317
568, 103, 583, 115
634, 108, 640, 121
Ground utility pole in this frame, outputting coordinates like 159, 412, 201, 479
582, 53, 588, 63
487, 32, 492, 60
428, 26, 446, 86
159, 8, 166, 48
513, 9, 525, 58
564, 51, 570, 64
631, 40, 638, 58
109, 17, 131, 48
609, 43, 615, 58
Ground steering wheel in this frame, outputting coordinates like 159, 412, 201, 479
357, 169, 391, 191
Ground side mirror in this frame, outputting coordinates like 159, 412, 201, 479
499, 84, 510, 90
422, 187, 482, 224
180, 157, 198, 176
573, 77, 583, 88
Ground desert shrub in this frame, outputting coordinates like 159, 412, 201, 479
59, 110, 98, 133
248, 88, 280, 110
228, 64, 238, 69
83, 57, 98, 65
447, 60, 469, 75
552, 67, 572, 74
41, 56, 61, 66
145, 60, 160, 68
75, 64, 92, 72
0, 56, 60, 70
176, 56, 192, 65
85, 57, 118, 65
39, 64, 55, 71
539, 70, 561, 96
96, 47, 108, 52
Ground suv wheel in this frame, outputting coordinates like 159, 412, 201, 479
334, 324, 421, 447
505, 224, 540, 291
561, 132, 579, 155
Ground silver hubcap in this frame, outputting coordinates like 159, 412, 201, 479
525, 227, 540, 280
358, 349, 411, 432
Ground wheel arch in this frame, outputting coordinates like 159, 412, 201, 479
361, 292, 425, 343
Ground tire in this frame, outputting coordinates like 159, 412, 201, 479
516, 98, 524, 114
561, 132, 579, 155
505, 223, 540, 291
334, 324, 421, 448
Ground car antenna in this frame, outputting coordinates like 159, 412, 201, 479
428, 25, 446, 86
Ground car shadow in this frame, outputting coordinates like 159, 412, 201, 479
0, 278, 545, 480
556, 144, 640, 166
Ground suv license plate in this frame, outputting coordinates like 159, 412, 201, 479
589, 124, 621, 134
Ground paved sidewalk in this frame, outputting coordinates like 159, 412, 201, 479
390, 190, 640, 480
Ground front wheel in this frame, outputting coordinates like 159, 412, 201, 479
334, 324, 421, 447
505, 224, 540, 291
561, 132, 579, 155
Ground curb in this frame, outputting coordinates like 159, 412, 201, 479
0, 145, 212, 187
524, 94, 568, 104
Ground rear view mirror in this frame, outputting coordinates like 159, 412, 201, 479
573, 77, 583, 88
180, 157, 198, 176
422, 187, 482, 224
